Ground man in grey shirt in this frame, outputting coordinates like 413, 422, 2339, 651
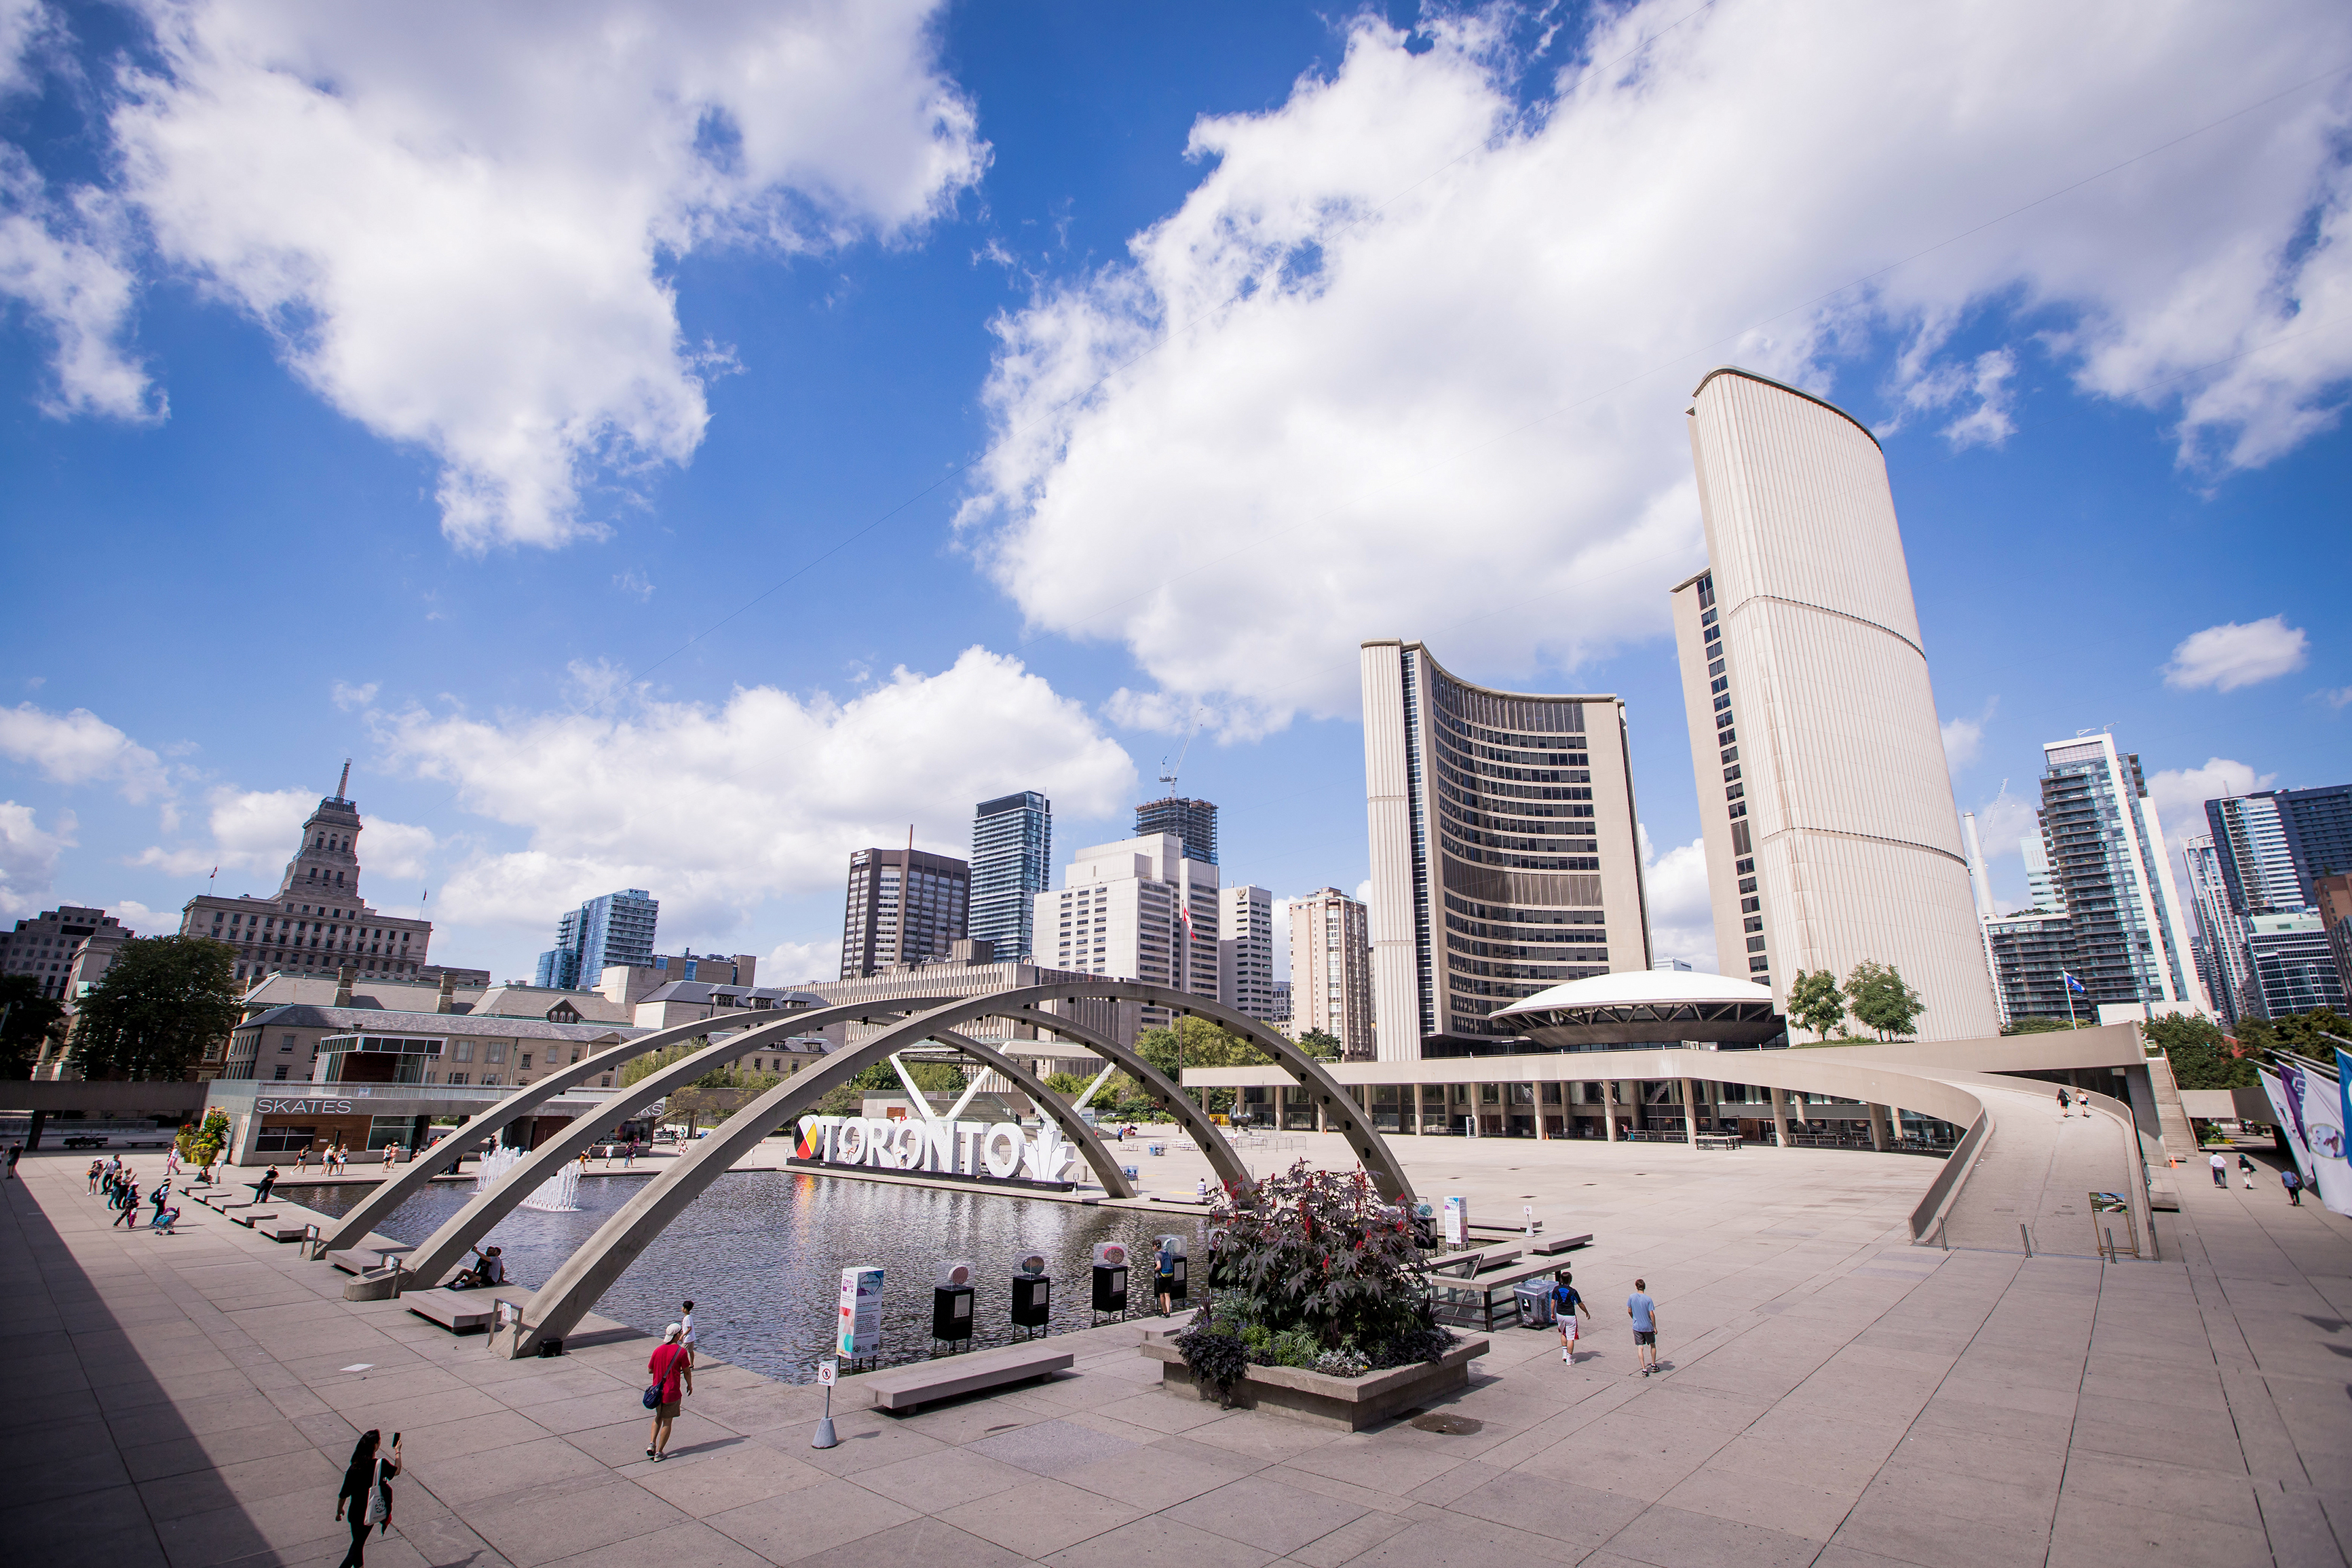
1627, 1278, 1660, 1376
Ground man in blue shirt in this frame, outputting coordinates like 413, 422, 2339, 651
1551, 1270, 1586, 1364
1627, 1278, 1659, 1376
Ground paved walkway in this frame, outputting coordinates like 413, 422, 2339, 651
3, 1136, 2347, 1568
1935, 1080, 2139, 1255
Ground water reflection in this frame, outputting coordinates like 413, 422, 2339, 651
290, 1170, 1199, 1382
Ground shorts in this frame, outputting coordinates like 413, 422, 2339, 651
1633, 1330, 1656, 1346
655, 1400, 680, 1418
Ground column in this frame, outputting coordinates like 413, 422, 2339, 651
1315, 1096, 1327, 1134
25, 1108, 44, 1151
1534, 1082, 1550, 1141
1273, 1083, 1285, 1132
1603, 1083, 1618, 1142
1869, 1104, 1890, 1152
1769, 1086, 1791, 1149
1678, 1076, 1699, 1142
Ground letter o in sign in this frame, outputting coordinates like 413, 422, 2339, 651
835, 1120, 865, 1164
890, 1122, 924, 1170
982, 1125, 1024, 1180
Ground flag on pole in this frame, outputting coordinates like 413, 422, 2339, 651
2061, 971, 2085, 994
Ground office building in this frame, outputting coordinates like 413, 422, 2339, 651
2021, 833, 2063, 912
970, 792, 1052, 962
1271, 978, 1293, 1024
2242, 913, 2346, 1018
1034, 833, 1217, 1032
2180, 836, 2253, 1025
2034, 735, 2204, 1012
1, 906, 132, 1004
1135, 797, 1217, 865
840, 847, 968, 978
1217, 884, 1278, 1019
534, 888, 659, 990
1289, 886, 1376, 1059
1670, 367, 1999, 1041
1362, 640, 1648, 1060
176, 767, 437, 987
2321, 873, 2352, 1012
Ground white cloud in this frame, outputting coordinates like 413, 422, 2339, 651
2162, 615, 2310, 691
330, 681, 379, 712
0, 801, 73, 919
106, 0, 987, 548
110, 897, 172, 932
0, 147, 158, 421
0, 702, 169, 801
2325, 687, 2352, 710
1940, 697, 1998, 771
960, 3, 2352, 730
378, 647, 1134, 935
763, 938, 841, 988
613, 569, 655, 603
1639, 826, 1716, 973
136, 785, 437, 885
1, 0, 50, 96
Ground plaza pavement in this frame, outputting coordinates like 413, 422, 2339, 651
3, 1130, 2347, 1568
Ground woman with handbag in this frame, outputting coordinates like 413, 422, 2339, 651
644, 1323, 693, 1461
334, 1429, 400, 1567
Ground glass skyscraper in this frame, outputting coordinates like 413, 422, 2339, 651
970, 792, 1051, 962
1135, 797, 1218, 865
2034, 737, 2201, 1011
534, 888, 659, 990
2199, 783, 2352, 1020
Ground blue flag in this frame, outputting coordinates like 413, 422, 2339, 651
2061, 971, 2085, 994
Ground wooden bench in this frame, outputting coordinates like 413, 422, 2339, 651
854, 1343, 1076, 1413
404, 1288, 514, 1333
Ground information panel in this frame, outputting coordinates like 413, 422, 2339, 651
837, 1266, 883, 1357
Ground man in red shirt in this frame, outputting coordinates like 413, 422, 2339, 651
645, 1323, 693, 1460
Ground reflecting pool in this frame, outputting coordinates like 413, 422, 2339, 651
288, 1170, 1198, 1382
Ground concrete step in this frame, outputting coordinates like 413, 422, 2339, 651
2144, 1052, 2199, 1161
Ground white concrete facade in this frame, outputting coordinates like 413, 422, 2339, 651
1672, 367, 2000, 1043
1033, 833, 1219, 1032
1288, 885, 1376, 1058
1361, 640, 1650, 1060
1216, 883, 1278, 1020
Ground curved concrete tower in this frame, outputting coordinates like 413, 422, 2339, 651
1670, 367, 2000, 1041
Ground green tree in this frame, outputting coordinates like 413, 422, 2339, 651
1842, 961, 1925, 1040
1785, 969, 1846, 1041
1136, 1016, 1266, 1113
1293, 1029, 1342, 1061
2144, 1013, 2256, 1089
2269, 1007, 2352, 1058
69, 936, 240, 1080
0, 976, 68, 1078
2001, 1016, 2078, 1035
1042, 1071, 1091, 1096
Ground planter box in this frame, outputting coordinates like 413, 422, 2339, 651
1140, 1335, 1487, 1430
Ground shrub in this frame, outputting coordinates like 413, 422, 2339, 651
1171, 1324, 1251, 1405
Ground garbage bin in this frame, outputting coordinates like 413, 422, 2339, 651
1514, 1279, 1555, 1329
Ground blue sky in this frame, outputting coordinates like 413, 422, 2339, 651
2, 0, 2347, 984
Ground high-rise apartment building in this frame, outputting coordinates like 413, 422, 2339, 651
1034, 834, 1218, 1031
534, 888, 659, 990
176, 767, 436, 987
2208, 785, 2352, 913
1362, 640, 1648, 1059
970, 792, 1052, 963
2242, 913, 2345, 1018
2180, 836, 2254, 1024
1670, 367, 1999, 1041
1135, 797, 1218, 866
2034, 735, 2203, 1012
2021, 834, 2063, 912
840, 847, 969, 978
1289, 886, 1376, 1059
1984, 910, 2078, 1023
1217, 884, 1278, 1019
2194, 784, 2352, 1020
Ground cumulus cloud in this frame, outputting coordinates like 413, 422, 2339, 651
1940, 698, 1998, 771
763, 937, 842, 988
136, 786, 437, 884
2162, 615, 2310, 691
960, 3, 2352, 731
377, 647, 1134, 935
330, 681, 379, 712
0, 801, 73, 919
1639, 827, 1716, 973
2145, 757, 2274, 848
102, 0, 986, 548
0, 148, 158, 421
0, 702, 169, 801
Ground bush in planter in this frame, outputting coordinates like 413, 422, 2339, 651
1175, 1160, 1454, 1390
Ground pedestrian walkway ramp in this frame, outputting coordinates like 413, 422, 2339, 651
1922, 1075, 2145, 1257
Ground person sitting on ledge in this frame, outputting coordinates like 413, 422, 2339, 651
451, 1244, 505, 1290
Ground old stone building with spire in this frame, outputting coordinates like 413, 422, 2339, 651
176, 762, 460, 989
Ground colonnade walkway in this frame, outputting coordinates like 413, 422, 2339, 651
3, 1134, 2345, 1568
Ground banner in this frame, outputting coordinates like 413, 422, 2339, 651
2267, 1060, 2351, 1217
2260, 1066, 2315, 1187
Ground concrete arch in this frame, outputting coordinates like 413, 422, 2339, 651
318, 1010, 818, 1255
926, 1026, 1134, 1199
397, 998, 950, 1286
503, 982, 1410, 1357
991, 1006, 1254, 1195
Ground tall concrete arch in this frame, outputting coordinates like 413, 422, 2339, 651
318, 1008, 839, 1255
501, 984, 1417, 1356
926, 1026, 1135, 1199
396, 999, 949, 1286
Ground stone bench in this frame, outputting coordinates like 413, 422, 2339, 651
1694, 1134, 1743, 1151
1424, 1244, 1521, 1278
1428, 1256, 1580, 1331
1529, 1233, 1593, 1256
252, 1220, 314, 1243
327, 1245, 415, 1276
854, 1343, 1076, 1413
404, 1288, 513, 1333
230, 1210, 278, 1229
